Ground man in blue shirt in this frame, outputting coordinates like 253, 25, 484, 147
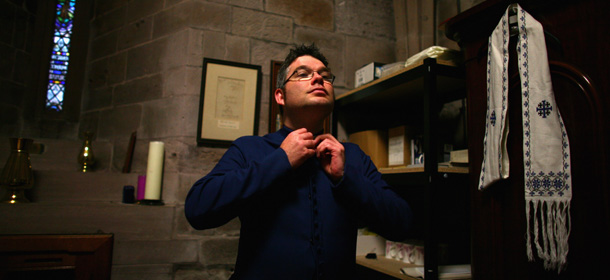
185, 44, 413, 279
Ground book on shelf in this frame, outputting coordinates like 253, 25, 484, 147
411, 136, 424, 166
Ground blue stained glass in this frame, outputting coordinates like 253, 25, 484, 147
45, 0, 76, 112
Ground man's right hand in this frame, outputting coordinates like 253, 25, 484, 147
280, 128, 317, 169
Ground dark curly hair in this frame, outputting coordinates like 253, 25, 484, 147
276, 43, 329, 90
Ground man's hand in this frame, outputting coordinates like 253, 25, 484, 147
315, 134, 345, 183
280, 128, 317, 169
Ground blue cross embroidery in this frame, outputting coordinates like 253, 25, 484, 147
490, 110, 497, 126
536, 100, 553, 118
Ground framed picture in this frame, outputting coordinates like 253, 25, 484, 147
269, 60, 283, 133
198, 58, 262, 146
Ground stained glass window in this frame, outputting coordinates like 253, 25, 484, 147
46, 0, 76, 111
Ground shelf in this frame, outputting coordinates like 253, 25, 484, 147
357, 256, 472, 280
379, 165, 469, 187
379, 165, 469, 175
334, 58, 466, 135
336, 58, 470, 280
336, 59, 465, 110
356, 255, 418, 280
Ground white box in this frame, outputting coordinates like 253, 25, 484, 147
356, 235, 386, 256
388, 126, 413, 167
355, 62, 384, 88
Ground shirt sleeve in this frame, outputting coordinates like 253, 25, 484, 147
185, 138, 292, 230
332, 143, 413, 241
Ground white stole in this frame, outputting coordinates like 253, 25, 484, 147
480, 4, 572, 272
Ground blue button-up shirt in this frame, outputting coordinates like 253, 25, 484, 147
185, 127, 412, 279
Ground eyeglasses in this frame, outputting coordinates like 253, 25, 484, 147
283, 67, 335, 85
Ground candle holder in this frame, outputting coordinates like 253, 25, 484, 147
138, 199, 164, 206
77, 131, 96, 172
1, 138, 35, 203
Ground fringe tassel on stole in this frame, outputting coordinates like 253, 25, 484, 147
526, 197, 571, 272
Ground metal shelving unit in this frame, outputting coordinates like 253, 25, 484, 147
334, 58, 469, 280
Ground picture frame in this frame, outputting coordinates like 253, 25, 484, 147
198, 58, 262, 146
269, 60, 283, 133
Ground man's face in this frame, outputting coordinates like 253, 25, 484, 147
278, 55, 335, 113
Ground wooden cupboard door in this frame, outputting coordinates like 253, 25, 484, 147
451, 1, 610, 279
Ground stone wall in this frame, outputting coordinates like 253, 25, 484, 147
1, 0, 396, 279
0, 0, 36, 137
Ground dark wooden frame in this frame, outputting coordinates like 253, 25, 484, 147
0, 234, 114, 280
445, 1, 610, 279
269, 60, 283, 133
197, 58, 262, 146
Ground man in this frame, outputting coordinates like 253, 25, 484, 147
185, 44, 412, 279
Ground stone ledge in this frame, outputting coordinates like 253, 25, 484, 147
0, 202, 175, 240
25, 170, 140, 203
0, 138, 113, 172
113, 239, 199, 265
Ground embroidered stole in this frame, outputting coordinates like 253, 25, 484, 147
480, 4, 572, 272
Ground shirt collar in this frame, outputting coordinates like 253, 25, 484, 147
279, 126, 325, 136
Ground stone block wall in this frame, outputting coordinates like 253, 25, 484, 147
0, 0, 36, 137
1, 0, 397, 279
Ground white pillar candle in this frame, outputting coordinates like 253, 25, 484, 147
144, 141, 164, 200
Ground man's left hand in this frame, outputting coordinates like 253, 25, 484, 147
315, 134, 345, 183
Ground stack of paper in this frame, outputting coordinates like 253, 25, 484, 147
404, 46, 461, 69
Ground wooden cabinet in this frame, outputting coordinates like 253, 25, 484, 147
445, 0, 610, 279
0, 234, 114, 280
334, 58, 469, 280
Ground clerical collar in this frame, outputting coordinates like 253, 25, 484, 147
280, 126, 325, 136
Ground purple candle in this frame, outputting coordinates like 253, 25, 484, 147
137, 175, 146, 201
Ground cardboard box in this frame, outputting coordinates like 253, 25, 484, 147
450, 149, 468, 165
387, 126, 413, 167
355, 62, 384, 88
349, 129, 388, 168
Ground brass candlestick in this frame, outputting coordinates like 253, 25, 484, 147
77, 131, 96, 172
1, 138, 35, 203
